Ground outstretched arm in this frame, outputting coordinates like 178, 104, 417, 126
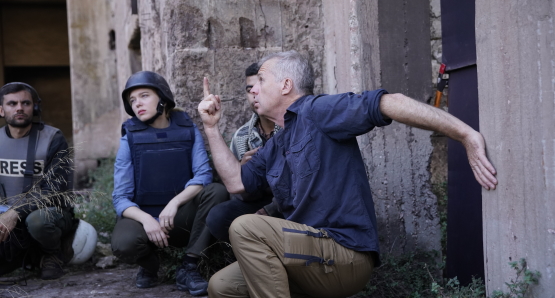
198, 78, 245, 193
380, 93, 498, 190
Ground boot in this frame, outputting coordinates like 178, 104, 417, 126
175, 261, 208, 296
40, 253, 65, 280
135, 266, 159, 288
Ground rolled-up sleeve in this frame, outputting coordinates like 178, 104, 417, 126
184, 124, 213, 188
112, 135, 139, 217
310, 89, 392, 141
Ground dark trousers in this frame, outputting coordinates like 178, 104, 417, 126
111, 183, 228, 272
206, 197, 273, 242
0, 207, 75, 276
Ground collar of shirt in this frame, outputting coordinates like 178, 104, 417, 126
284, 94, 313, 128
286, 94, 311, 115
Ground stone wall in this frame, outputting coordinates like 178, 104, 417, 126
137, 0, 325, 141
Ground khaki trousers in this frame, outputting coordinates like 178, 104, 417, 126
208, 215, 374, 298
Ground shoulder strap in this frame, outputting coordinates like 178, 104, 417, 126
171, 111, 194, 127
23, 123, 39, 193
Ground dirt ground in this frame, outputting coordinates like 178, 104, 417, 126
0, 264, 201, 298
0, 259, 363, 298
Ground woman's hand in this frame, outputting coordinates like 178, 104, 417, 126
158, 201, 179, 234
141, 216, 169, 248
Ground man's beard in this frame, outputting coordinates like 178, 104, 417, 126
6, 114, 32, 128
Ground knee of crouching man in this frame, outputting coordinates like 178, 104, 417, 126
25, 209, 52, 238
207, 272, 225, 297
228, 214, 261, 243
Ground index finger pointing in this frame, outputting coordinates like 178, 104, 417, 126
203, 77, 211, 98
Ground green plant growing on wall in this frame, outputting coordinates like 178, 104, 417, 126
490, 258, 541, 298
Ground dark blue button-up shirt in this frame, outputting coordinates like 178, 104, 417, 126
241, 89, 391, 254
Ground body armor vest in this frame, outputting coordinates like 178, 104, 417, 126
123, 111, 195, 217
0, 124, 59, 205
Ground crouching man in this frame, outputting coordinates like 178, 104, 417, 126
198, 51, 497, 298
0, 82, 77, 280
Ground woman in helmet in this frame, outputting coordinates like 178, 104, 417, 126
110, 71, 228, 296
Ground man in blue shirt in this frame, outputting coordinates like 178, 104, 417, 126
199, 51, 498, 298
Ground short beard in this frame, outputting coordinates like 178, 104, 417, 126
6, 116, 32, 128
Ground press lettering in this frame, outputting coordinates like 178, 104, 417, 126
0, 161, 7, 174
20, 161, 26, 175
0, 159, 44, 177
10, 161, 18, 175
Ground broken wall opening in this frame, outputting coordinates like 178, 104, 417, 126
0, 0, 72, 144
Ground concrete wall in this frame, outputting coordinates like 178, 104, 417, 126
323, 0, 440, 255
67, 0, 121, 181
476, 0, 555, 296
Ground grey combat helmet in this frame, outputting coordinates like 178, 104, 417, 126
121, 71, 176, 117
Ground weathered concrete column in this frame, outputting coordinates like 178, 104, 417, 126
476, 1, 555, 296
113, 0, 141, 124
67, 0, 121, 181
322, 0, 441, 255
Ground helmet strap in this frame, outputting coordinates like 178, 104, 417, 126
144, 100, 165, 125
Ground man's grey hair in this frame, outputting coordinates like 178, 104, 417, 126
258, 50, 314, 96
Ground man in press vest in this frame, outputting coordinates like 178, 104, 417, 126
0, 82, 77, 280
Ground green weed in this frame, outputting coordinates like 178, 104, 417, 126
357, 254, 539, 298
74, 157, 116, 240
431, 276, 486, 298
490, 258, 541, 298
356, 250, 441, 298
